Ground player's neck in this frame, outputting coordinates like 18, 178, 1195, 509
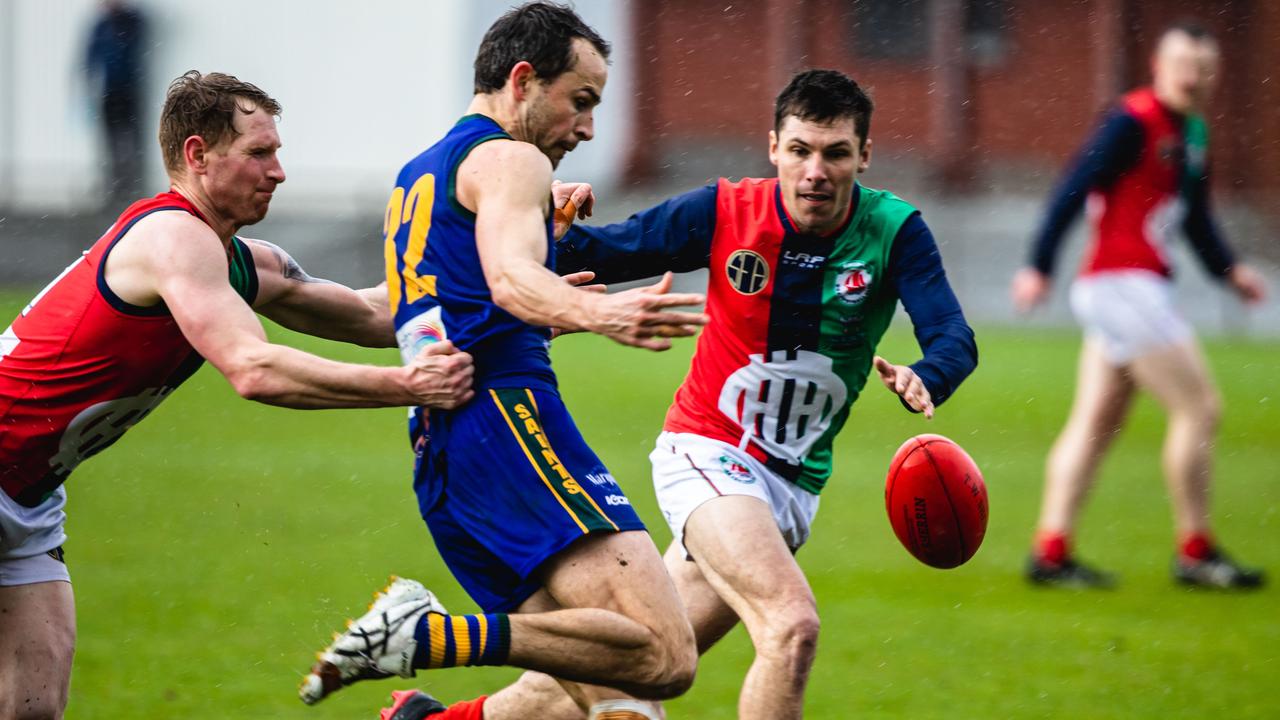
169, 180, 237, 244
466, 94, 527, 143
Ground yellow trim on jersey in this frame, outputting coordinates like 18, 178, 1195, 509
490, 389, 589, 533
525, 389, 619, 530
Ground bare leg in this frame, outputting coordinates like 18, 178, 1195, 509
1128, 340, 1221, 536
1036, 338, 1137, 535
0, 581, 76, 720
502, 530, 696, 703
484, 533, 743, 720
677, 496, 819, 720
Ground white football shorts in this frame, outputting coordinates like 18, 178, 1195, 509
0, 486, 70, 585
1069, 270, 1193, 364
651, 431, 820, 556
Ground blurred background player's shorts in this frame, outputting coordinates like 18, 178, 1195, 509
1069, 270, 1194, 364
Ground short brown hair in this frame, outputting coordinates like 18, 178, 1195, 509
159, 70, 282, 173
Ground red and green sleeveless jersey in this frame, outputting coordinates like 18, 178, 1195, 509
0, 191, 257, 505
664, 178, 917, 493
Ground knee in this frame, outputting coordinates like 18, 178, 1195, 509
1174, 391, 1222, 433
631, 623, 698, 700
756, 603, 821, 673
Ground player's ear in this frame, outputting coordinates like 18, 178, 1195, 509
858, 137, 873, 174
509, 61, 537, 101
768, 130, 780, 167
183, 135, 209, 175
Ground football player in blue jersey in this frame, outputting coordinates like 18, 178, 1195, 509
299, 5, 706, 720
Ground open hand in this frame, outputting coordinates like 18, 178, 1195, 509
873, 356, 934, 418
587, 272, 709, 351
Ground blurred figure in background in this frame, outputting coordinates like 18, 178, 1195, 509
84, 0, 148, 207
1012, 22, 1267, 590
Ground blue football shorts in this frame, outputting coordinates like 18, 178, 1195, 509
414, 386, 644, 613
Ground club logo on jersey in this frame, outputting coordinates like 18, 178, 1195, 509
725, 249, 770, 295
718, 455, 756, 484
835, 262, 873, 306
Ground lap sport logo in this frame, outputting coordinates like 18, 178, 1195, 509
718, 455, 756, 484
48, 388, 174, 479
717, 350, 847, 464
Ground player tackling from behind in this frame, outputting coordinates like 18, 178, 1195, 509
0, 72, 474, 719
371, 69, 979, 720
298, 4, 704, 720
1012, 22, 1266, 589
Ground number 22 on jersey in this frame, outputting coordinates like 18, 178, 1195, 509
383, 173, 437, 309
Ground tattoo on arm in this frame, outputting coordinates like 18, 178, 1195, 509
248, 238, 334, 285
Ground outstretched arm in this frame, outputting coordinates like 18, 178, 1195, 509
245, 237, 395, 348
129, 213, 471, 409
466, 140, 708, 351
556, 184, 718, 284
886, 214, 978, 414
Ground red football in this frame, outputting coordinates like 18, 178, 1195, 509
885, 434, 988, 569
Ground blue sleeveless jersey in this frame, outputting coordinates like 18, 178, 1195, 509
383, 114, 558, 395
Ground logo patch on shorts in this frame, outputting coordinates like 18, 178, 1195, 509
718, 455, 756, 484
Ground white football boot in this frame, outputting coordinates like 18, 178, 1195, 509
299, 576, 447, 705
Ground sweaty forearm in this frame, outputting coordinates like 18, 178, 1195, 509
224, 343, 414, 409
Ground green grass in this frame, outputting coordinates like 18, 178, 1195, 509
2, 291, 1276, 718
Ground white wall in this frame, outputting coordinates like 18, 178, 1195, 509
0, 0, 632, 215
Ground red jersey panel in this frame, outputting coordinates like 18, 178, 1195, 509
0, 192, 212, 506
1083, 87, 1185, 277
664, 178, 781, 451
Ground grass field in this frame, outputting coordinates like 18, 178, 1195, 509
3, 291, 1275, 719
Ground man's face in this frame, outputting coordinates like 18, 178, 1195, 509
523, 38, 607, 168
1152, 31, 1220, 114
203, 103, 286, 227
769, 115, 870, 236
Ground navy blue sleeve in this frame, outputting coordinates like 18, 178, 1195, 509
1181, 169, 1236, 278
888, 213, 978, 411
556, 184, 717, 284
1029, 110, 1144, 275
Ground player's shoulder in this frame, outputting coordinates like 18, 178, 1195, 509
459, 139, 553, 203
465, 137, 551, 173
123, 208, 222, 263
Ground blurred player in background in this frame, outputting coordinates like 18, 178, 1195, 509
299, 5, 704, 720
1012, 22, 1267, 589
382, 68, 978, 720
84, 0, 148, 206
0, 70, 475, 720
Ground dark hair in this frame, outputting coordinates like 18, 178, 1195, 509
774, 69, 874, 144
1162, 20, 1214, 43
473, 2, 610, 94
159, 70, 281, 173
